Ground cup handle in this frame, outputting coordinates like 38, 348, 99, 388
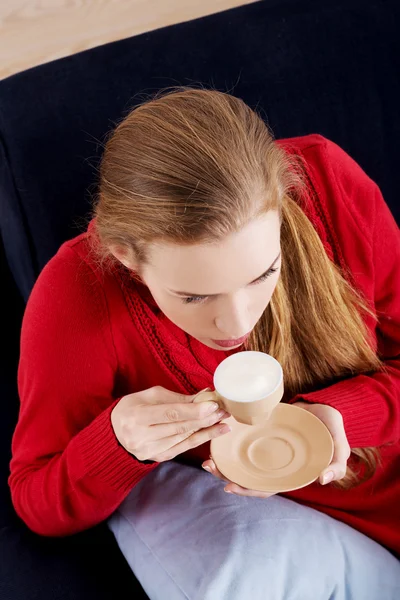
192, 388, 222, 407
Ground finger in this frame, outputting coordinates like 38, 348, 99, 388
202, 459, 229, 482
319, 461, 348, 485
319, 440, 350, 484
139, 400, 226, 426
224, 483, 274, 498
295, 402, 350, 485
147, 408, 230, 440
148, 422, 231, 462
202, 460, 274, 498
141, 386, 206, 406
320, 426, 351, 485
330, 434, 351, 466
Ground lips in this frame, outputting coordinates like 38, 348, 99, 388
211, 333, 250, 348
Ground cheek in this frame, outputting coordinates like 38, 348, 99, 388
254, 277, 279, 307
172, 308, 202, 330
154, 296, 205, 333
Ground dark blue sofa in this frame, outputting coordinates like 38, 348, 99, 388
0, 1, 398, 598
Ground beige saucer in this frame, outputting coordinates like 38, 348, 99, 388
211, 403, 334, 493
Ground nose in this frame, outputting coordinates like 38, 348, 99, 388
214, 292, 252, 339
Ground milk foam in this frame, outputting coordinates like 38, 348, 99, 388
214, 352, 282, 402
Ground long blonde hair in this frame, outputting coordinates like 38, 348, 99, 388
92, 87, 382, 488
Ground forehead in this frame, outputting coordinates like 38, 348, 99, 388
146, 212, 281, 294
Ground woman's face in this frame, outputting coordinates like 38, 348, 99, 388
118, 212, 282, 351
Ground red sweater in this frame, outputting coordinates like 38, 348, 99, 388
9, 135, 400, 554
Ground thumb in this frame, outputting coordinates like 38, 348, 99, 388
192, 387, 216, 404
143, 386, 211, 405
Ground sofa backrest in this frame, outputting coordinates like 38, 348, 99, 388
0, 0, 398, 302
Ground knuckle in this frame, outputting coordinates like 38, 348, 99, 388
198, 408, 210, 421
164, 408, 180, 422
145, 385, 163, 400
175, 423, 190, 436
122, 424, 144, 452
131, 448, 147, 461
198, 404, 214, 418
128, 407, 141, 425
211, 424, 224, 437
197, 406, 208, 419
152, 385, 164, 394
338, 442, 351, 462
120, 424, 137, 448
208, 411, 222, 425
189, 429, 208, 446
160, 451, 174, 462
133, 453, 145, 462
337, 409, 344, 421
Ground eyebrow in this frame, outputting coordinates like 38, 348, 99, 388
170, 252, 282, 297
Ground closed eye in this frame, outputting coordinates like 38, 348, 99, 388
181, 266, 279, 305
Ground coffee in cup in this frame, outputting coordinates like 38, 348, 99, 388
194, 351, 284, 425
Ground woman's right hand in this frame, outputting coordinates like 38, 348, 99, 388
111, 386, 231, 463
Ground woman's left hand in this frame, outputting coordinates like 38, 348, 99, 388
202, 402, 351, 496
293, 402, 351, 485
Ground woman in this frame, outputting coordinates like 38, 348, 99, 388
9, 88, 400, 599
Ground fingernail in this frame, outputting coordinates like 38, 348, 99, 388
215, 409, 226, 418
202, 465, 212, 473
219, 424, 231, 434
205, 402, 219, 414
322, 471, 334, 485
224, 489, 233, 494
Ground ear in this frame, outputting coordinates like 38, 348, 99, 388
109, 244, 138, 271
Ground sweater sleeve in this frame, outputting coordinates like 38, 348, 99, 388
291, 140, 400, 449
9, 244, 157, 537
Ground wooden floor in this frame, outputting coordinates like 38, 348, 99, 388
0, 0, 258, 80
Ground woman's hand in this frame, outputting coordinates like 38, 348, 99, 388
202, 459, 276, 498
293, 402, 351, 485
111, 386, 231, 463
202, 402, 350, 496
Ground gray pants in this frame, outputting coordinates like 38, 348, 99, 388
108, 462, 400, 600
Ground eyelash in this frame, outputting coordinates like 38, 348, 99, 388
181, 267, 279, 305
